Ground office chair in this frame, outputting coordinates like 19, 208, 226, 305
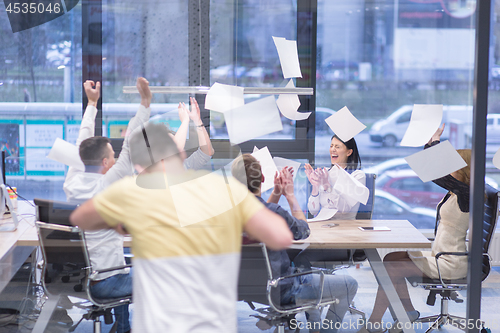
238, 244, 339, 333
407, 185, 499, 333
37, 222, 132, 333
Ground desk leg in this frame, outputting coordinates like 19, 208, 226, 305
31, 295, 60, 333
365, 249, 415, 333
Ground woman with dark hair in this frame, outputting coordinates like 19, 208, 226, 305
305, 135, 365, 220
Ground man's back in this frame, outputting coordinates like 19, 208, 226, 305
92, 170, 264, 333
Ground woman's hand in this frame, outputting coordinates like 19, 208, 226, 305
186, 97, 203, 126
316, 167, 330, 189
178, 102, 190, 124
428, 123, 445, 144
305, 164, 320, 187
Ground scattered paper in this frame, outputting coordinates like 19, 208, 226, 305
47, 138, 85, 171
307, 208, 338, 222
225, 96, 283, 145
325, 106, 366, 142
273, 156, 301, 181
400, 104, 443, 147
205, 83, 245, 113
276, 80, 310, 120
333, 166, 369, 205
405, 140, 467, 182
272, 37, 302, 79
251, 146, 278, 193
493, 147, 500, 170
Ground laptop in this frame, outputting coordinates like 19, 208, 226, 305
0, 184, 19, 232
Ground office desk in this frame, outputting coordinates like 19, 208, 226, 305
0, 201, 37, 294
299, 219, 431, 333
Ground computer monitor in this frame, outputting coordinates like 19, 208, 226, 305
34, 198, 78, 226
1, 150, 5, 185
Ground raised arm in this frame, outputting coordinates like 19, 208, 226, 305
101, 77, 151, 187
187, 97, 215, 156
173, 103, 190, 151
64, 81, 100, 184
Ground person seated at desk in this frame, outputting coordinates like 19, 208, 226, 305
63, 78, 215, 333
294, 135, 366, 269
231, 154, 358, 333
305, 135, 366, 220
357, 125, 471, 333
69, 121, 293, 333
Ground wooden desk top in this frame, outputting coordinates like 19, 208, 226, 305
0, 201, 37, 259
15, 216, 431, 250
299, 219, 431, 249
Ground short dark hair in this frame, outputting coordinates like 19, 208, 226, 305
79, 137, 112, 166
231, 154, 262, 194
331, 134, 362, 170
129, 122, 180, 168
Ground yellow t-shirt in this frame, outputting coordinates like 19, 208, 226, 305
93, 169, 264, 333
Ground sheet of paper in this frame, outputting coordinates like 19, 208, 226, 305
400, 104, 443, 147
404, 140, 467, 182
205, 83, 245, 113
325, 106, 366, 142
272, 36, 302, 79
333, 166, 369, 205
272, 156, 301, 181
225, 96, 283, 145
47, 138, 85, 171
251, 146, 278, 193
276, 80, 310, 121
493, 147, 500, 169
307, 208, 338, 222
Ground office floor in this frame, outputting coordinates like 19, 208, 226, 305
1, 264, 499, 333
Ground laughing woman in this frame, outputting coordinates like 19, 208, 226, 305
305, 135, 365, 220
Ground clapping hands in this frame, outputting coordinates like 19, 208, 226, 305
272, 166, 295, 198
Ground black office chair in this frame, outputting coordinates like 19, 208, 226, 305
407, 185, 499, 333
37, 222, 132, 333
238, 244, 339, 333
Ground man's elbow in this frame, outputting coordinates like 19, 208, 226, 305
266, 229, 293, 251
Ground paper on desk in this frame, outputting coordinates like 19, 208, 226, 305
251, 146, 278, 193
307, 208, 338, 222
273, 157, 301, 181
272, 37, 302, 79
47, 138, 85, 171
205, 83, 245, 113
225, 96, 283, 145
325, 107, 366, 142
404, 140, 467, 182
400, 104, 443, 147
333, 166, 369, 205
493, 147, 500, 170
276, 80, 310, 121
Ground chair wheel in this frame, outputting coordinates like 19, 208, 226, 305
73, 284, 83, 292
61, 276, 70, 283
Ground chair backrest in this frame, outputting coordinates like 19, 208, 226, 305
356, 173, 376, 220
34, 198, 78, 226
480, 185, 499, 279
36, 221, 90, 298
238, 245, 270, 305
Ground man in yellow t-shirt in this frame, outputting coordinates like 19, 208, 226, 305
70, 122, 293, 333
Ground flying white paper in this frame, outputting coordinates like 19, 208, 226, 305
400, 104, 443, 147
307, 208, 338, 222
251, 146, 278, 193
47, 138, 85, 171
225, 96, 283, 145
205, 83, 245, 113
272, 37, 302, 79
325, 106, 366, 142
273, 157, 302, 181
332, 166, 369, 205
276, 80, 310, 121
405, 140, 467, 182
494, 147, 500, 170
